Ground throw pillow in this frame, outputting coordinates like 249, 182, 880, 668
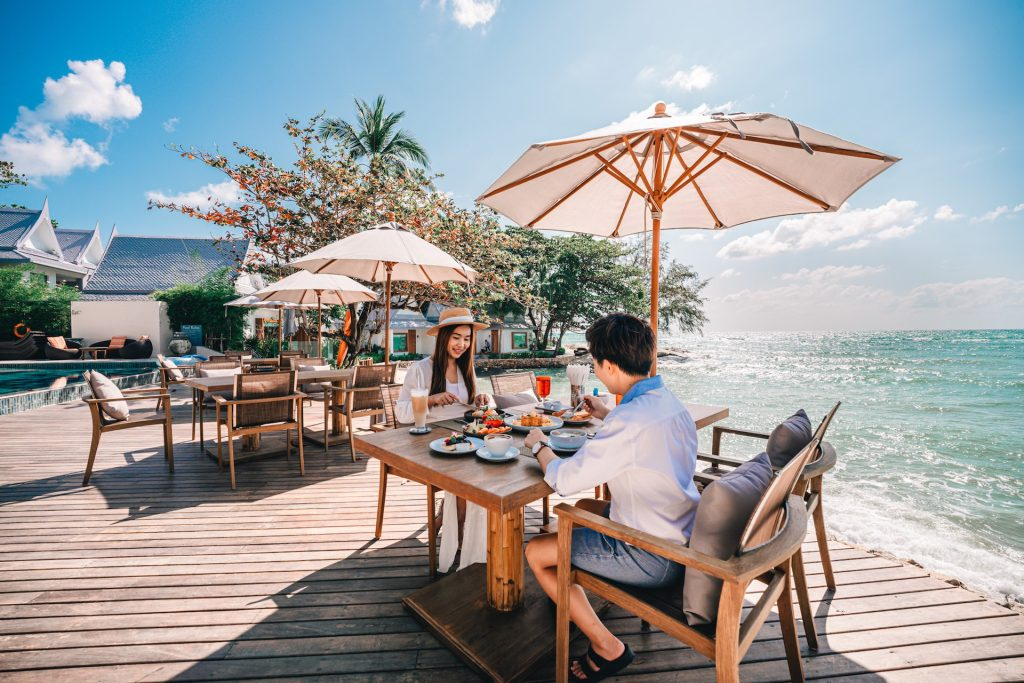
297, 364, 330, 394
198, 367, 241, 378
86, 370, 130, 422
683, 452, 773, 626
47, 336, 67, 350
766, 409, 813, 468
493, 390, 539, 409
159, 356, 184, 381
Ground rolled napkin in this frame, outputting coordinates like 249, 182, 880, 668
566, 364, 590, 385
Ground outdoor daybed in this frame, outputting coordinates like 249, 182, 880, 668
93, 337, 152, 359
0, 332, 45, 360
44, 336, 83, 360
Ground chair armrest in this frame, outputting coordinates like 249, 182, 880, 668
213, 393, 307, 406
695, 452, 748, 469
712, 425, 770, 455
84, 393, 170, 405
122, 388, 165, 395
555, 498, 808, 584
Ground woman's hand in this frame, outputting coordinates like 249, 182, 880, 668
429, 392, 460, 407
474, 393, 493, 408
581, 395, 611, 420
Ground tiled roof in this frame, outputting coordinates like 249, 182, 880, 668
54, 229, 92, 264
83, 235, 250, 297
0, 208, 41, 249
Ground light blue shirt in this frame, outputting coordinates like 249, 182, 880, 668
544, 375, 701, 542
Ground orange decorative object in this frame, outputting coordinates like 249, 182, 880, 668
12, 323, 29, 339
335, 309, 353, 365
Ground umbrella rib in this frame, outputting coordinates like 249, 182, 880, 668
612, 134, 656, 237
663, 134, 726, 197
595, 153, 647, 197
682, 127, 894, 161
525, 137, 643, 228
664, 154, 725, 201
677, 130, 830, 210
672, 144, 722, 228
658, 128, 681, 191
623, 135, 654, 196
479, 134, 644, 200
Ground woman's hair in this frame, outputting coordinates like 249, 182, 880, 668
430, 325, 477, 398
585, 313, 655, 376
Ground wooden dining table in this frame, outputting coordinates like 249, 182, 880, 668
185, 368, 354, 457
354, 401, 729, 682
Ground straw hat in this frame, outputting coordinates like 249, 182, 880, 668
426, 307, 489, 336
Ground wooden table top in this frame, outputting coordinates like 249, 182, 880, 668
355, 400, 729, 515
184, 368, 354, 391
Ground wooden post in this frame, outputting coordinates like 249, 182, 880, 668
486, 507, 525, 611
649, 127, 665, 376
277, 307, 283, 354
316, 292, 323, 360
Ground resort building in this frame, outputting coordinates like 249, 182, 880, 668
0, 199, 104, 289
368, 303, 534, 356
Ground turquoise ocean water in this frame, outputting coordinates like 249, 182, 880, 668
543, 329, 1023, 605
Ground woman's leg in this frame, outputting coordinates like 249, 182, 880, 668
526, 532, 624, 677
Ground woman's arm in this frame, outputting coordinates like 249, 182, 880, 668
395, 362, 427, 425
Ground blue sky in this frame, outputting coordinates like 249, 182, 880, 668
2, 0, 1022, 331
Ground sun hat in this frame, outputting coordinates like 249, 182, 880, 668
426, 307, 489, 337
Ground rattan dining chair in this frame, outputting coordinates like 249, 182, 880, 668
190, 359, 242, 439
325, 363, 397, 462
694, 402, 841, 651
212, 370, 305, 489
554, 437, 819, 683
489, 370, 537, 396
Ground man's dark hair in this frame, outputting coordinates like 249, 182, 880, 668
585, 313, 654, 376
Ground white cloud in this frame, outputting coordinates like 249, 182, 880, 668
717, 199, 926, 260
612, 101, 736, 128
661, 65, 715, 91
163, 117, 179, 133
1014, 203, 1024, 213
146, 180, 242, 211
718, 268, 740, 279
680, 232, 706, 242
780, 264, 885, 283
635, 66, 656, 82
444, 0, 499, 28
0, 59, 141, 180
934, 204, 964, 221
973, 205, 1009, 222
904, 277, 1024, 309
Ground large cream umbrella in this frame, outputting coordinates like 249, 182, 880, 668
224, 294, 317, 353
251, 271, 377, 357
290, 222, 478, 365
477, 102, 899, 371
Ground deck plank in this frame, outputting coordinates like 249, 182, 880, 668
1, 387, 1022, 681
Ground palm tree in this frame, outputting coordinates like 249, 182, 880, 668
319, 95, 430, 175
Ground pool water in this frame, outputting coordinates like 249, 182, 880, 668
0, 362, 157, 396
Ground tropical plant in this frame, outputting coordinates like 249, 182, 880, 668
0, 264, 79, 339
318, 95, 429, 175
0, 160, 26, 190
152, 268, 246, 347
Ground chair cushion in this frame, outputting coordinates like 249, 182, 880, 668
85, 370, 130, 422
766, 409, 813, 468
47, 336, 67, 350
493, 390, 539, 409
159, 356, 184, 381
298, 364, 330, 394
683, 452, 773, 626
198, 367, 241, 378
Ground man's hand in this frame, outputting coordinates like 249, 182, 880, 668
524, 427, 546, 449
581, 395, 610, 420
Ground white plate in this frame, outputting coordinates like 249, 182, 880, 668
476, 446, 519, 463
429, 436, 484, 455
504, 415, 564, 433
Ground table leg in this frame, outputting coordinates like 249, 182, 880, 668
191, 388, 197, 440
486, 507, 525, 612
199, 392, 205, 449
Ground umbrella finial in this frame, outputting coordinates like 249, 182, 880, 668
652, 101, 668, 118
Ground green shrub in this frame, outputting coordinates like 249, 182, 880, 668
0, 264, 79, 339
152, 268, 245, 347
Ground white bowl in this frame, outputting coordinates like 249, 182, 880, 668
549, 428, 587, 450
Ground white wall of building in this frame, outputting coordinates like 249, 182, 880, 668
71, 300, 172, 352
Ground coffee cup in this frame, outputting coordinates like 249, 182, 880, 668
484, 434, 514, 456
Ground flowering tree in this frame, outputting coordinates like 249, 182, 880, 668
1, 160, 26, 190
149, 115, 536, 363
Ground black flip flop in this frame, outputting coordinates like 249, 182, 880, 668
569, 643, 635, 682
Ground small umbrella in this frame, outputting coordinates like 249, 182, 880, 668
251, 271, 377, 357
290, 222, 477, 365
478, 102, 899, 371
225, 294, 316, 352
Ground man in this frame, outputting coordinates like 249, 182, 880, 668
524, 313, 699, 681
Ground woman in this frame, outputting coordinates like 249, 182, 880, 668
395, 307, 491, 572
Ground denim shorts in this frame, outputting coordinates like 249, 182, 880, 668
571, 526, 684, 589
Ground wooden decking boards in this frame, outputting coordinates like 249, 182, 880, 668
0, 387, 1022, 681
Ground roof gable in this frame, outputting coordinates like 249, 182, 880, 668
0, 208, 42, 249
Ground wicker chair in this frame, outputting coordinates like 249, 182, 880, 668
489, 371, 537, 397
554, 437, 819, 683
212, 370, 305, 489
155, 354, 192, 412
82, 387, 173, 486
191, 359, 242, 439
279, 349, 307, 365
325, 364, 396, 462
694, 402, 841, 651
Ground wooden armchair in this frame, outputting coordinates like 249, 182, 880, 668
279, 349, 307, 365
155, 354, 193, 410
212, 371, 305, 489
695, 402, 841, 650
489, 370, 537, 397
555, 437, 820, 683
82, 388, 173, 486
325, 363, 397, 462
372, 383, 439, 576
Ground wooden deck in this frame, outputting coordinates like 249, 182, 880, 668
0, 386, 1022, 682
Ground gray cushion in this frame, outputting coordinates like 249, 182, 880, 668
159, 356, 184, 381
493, 390, 538, 409
683, 452, 772, 626
198, 367, 241, 378
766, 409, 813, 468
86, 370, 130, 422
297, 364, 330, 394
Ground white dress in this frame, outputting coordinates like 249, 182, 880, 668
396, 357, 487, 572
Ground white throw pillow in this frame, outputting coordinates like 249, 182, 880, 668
198, 367, 241, 378
297, 364, 331, 395
159, 357, 184, 381
86, 370, 130, 421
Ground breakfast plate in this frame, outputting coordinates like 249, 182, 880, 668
504, 413, 563, 433
475, 446, 519, 463
429, 435, 484, 455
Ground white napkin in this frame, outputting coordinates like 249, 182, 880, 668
567, 364, 589, 386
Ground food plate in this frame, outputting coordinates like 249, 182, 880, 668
561, 412, 593, 426
463, 407, 506, 422
504, 413, 564, 433
463, 419, 513, 437
475, 446, 519, 463
429, 435, 484, 455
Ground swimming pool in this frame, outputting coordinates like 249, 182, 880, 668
0, 360, 160, 414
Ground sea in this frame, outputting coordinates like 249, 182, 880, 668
546, 329, 1024, 605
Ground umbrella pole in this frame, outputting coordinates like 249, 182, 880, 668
383, 266, 393, 367
650, 213, 661, 376
278, 307, 283, 354
317, 292, 323, 359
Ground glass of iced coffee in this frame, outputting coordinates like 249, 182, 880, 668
410, 388, 431, 434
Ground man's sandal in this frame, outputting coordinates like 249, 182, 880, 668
569, 643, 635, 682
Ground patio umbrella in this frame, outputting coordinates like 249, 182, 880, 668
290, 222, 478, 365
225, 294, 317, 352
477, 102, 899, 371
251, 271, 377, 357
